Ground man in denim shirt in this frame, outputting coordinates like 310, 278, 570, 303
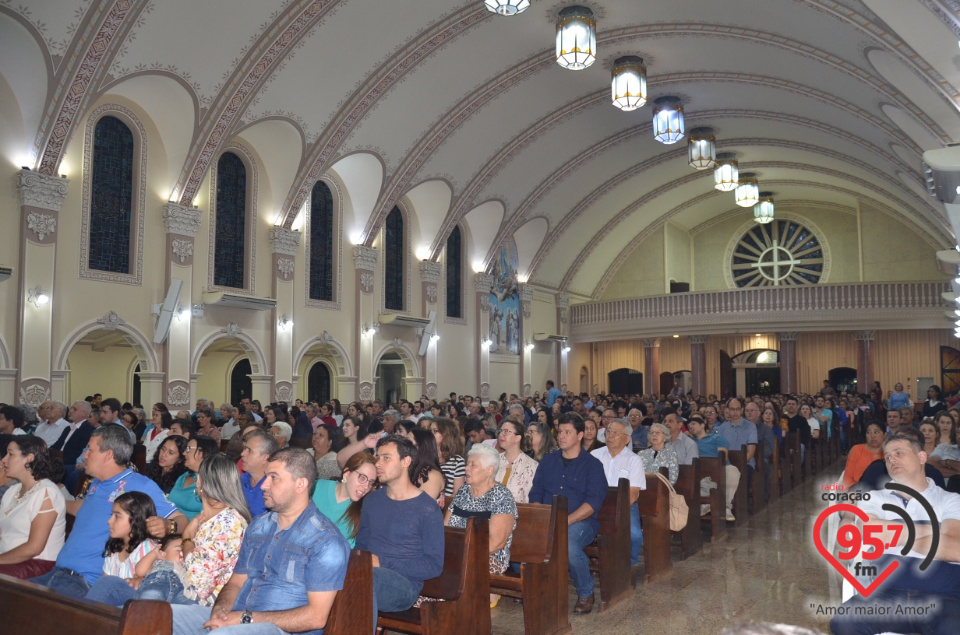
172, 448, 349, 635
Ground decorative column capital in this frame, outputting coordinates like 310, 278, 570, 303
353, 245, 378, 271
777, 331, 800, 342
519, 284, 535, 303
474, 273, 494, 295
854, 331, 875, 342
17, 169, 68, 211
419, 261, 442, 284
270, 227, 301, 255
162, 203, 203, 236
690, 335, 709, 345
555, 292, 570, 309
641, 338, 662, 348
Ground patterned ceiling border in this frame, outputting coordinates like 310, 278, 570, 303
921, 0, 960, 37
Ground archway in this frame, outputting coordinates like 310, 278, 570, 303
731, 349, 780, 397
230, 358, 252, 404
294, 332, 352, 401
376, 352, 405, 404
941, 346, 960, 395
308, 361, 332, 403
195, 338, 256, 405
608, 368, 642, 396
63, 326, 150, 403
828, 367, 857, 394
661, 371, 691, 398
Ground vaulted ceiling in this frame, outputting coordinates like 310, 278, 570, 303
3, 0, 959, 299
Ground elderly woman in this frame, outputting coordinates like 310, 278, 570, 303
146, 435, 189, 494
525, 421, 557, 462
270, 421, 292, 449
168, 437, 219, 519
313, 424, 341, 481
638, 423, 680, 484
311, 452, 377, 547
92, 453, 251, 607
444, 443, 517, 608
0, 436, 66, 578
495, 419, 538, 504
142, 409, 172, 463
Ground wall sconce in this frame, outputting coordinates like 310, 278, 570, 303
430, 333, 440, 343
524, 341, 535, 351
481, 338, 492, 349
278, 314, 293, 330
561, 345, 571, 353
363, 323, 379, 337
175, 305, 189, 321
28, 286, 50, 307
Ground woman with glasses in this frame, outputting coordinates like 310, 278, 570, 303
168, 437, 218, 519
495, 420, 538, 504
525, 420, 557, 462
311, 452, 377, 547
638, 423, 679, 484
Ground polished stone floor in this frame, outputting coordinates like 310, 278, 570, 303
490, 463, 845, 635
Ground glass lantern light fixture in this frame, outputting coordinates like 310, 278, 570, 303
611, 55, 647, 111
735, 172, 760, 208
714, 152, 739, 191
556, 6, 597, 70
652, 96, 684, 144
485, 0, 530, 15
687, 127, 716, 170
753, 192, 775, 224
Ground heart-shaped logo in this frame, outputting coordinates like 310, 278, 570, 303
812, 504, 899, 598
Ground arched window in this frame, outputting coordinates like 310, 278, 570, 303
384, 206, 404, 311
214, 152, 247, 289
309, 181, 334, 301
89, 115, 134, 273
446, 225, 462, 318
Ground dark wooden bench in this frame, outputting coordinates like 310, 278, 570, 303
0, 573, 171, 635
728, 445, 749, 526
786, 432, 803, 489
768, 434, 781, 503
132, 443, 147, 474
326, 549, 374, 635
490, 496, 571, 635
378, 517, 491, 635
673, 461, 703, 559
750, 443, 766, 515
697, 457, 728, 543
636, 472, 672, 585
584, 478, 631, 612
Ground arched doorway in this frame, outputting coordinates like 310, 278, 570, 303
608, 368, 642, 395
195, 338, 255, 406
731, 349, 780, 396
65, 327, 145, 403
660, 371, 691, 398
828, 367, 857, 394
308, 362, 331, 403
376, 352, 405, 404
231, 359, 252, 405
132, 363, 142, 406
941, 346, 960, 395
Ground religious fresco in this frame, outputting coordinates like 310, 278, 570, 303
489, 240, 520, 355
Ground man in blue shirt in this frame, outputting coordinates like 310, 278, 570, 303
529, 412, 607, 615
356, 435, 444, 620
31, 425, 182, 598
172, 447, 349, 635
240, 429, 278, 518
545, 380, 562, 408
688, 417, 740, 522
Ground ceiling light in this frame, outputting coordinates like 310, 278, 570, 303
714, 153, 739, 191
687, 127, 716, 170
754, 192, 775, 224
556, 6, 596, 70
735, 172, 760, 208
611, 55, 647, 111
652, 96, 684, 144
485, 0, 530, 15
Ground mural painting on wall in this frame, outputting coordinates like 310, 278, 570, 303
489, 240, 520, 356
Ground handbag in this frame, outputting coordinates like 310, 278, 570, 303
653, 471, 689, 531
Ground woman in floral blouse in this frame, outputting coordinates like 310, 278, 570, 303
638, 423, 680, 484
178, 453, 251, 606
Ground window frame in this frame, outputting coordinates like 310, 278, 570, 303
208, 144, 258, 295
304, 177, 342, 310
381, 205, 409, 314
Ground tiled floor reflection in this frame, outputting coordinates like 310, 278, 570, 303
490, 464, 845, 635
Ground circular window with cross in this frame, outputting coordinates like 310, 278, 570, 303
724, 214, 831, 288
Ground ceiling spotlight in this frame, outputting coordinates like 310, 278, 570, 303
687, 127, 716, 170
485, 0, 530, 15
735, 172, 760, 208
652, 96, 684, 144
611, 55, 647, 111
556, 6, 597, 70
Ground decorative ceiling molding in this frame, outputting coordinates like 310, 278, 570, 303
920, 0, 960, 37
173, 0, 343, 205
33, 0, 150, 175
689, 200, 857, 237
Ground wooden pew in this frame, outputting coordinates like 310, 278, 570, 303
326, 549, 374, 635
636, 473, 672, 585
696, 457, 728, 543
132, 443, 147, 474
490, 496, 571, 635
0, 573, 171, 635
768, 435, 781, 503
727, 445, 749, 526
584, 478, 631, 612
785, 432, 802, 491
673, 461, 702, 559
750, 443, 767, 515
378, 517, 491, 635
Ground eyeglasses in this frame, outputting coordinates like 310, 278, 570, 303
498, 429, 520, 437
185, 446, 197, 454
355, 473, 373, 485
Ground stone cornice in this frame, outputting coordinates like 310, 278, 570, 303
18, 170, 68, 211
162, 203, 203, 236
419, 261, 442, 284
474, 273, 494, 295
270, 226, 302, 256
352, 245, 378, 271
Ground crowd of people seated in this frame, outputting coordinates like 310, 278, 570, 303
0, 379, 958, 634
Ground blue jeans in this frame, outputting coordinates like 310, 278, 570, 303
372, 567, 420, 627
30, 567, 91, 599
568, 519, 599, 598
629, 503, 643, 565
86, 575, 136, 606
172, 605, 287, 635
137, 568, 193, 604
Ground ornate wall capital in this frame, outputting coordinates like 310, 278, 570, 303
519, 284, 535, 303
25, 210, 57, 242
641, 338, 662, 348
854, 331, 875, 341
171, 238, 194, 263
277, 257, 295, 280
353, 245, 378, 271
777, 331, 800, 342
419, 261, 442, 284
18, 169, 68, 211
162, 203, 203, 236
474, 273, 494, 295
555, 292, 570, 309
690, 335, 709, 345
270, 226, 301, 256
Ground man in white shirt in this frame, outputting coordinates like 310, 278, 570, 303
663, 409, 699, 466
399, 400, 419, 424
591, 419, 646, 566
35, 401, 69, 447
831, 431, 960, 635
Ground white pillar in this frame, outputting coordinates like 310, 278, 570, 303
270, 227, 302, 403
556, 292, 570, 392
475, 273, 494, 400
519, 284, 534, 397
162, 203, 203, 408
354, 246, 378, 401
419, 261, 442, 399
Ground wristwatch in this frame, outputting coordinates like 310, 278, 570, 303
241, 611, 253, 624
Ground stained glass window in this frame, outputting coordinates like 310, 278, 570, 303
446, 225, 462, 318
730, 219, 824, 287
384, 207, 404, 311
309, 181, 334, 301
89, 116, 134, 273
214, 152, 247, 289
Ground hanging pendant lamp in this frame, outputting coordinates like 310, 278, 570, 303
611, 55, 647, 111
714, 153, 739, 191
485, 0, 530, 15
754, 192, 775, 224
735, 172, 760, 208
652, 96, 684, 144
687, 127, 716, 170
556, 6, 597, 70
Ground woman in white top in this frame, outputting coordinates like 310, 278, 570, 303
142, 409, 172, 463
800, 403, 821, 440
0, 436, 66, 579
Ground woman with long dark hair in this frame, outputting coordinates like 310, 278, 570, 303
409, 428, 445, 502
142, 409, 172, 463
146, 435, 189, 494
311, 452, 377, 546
